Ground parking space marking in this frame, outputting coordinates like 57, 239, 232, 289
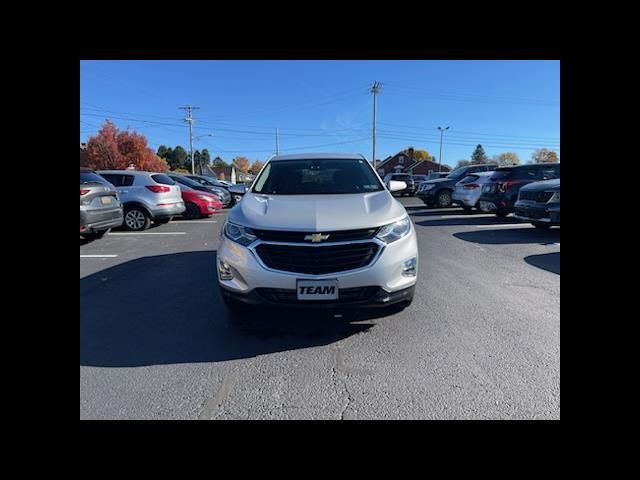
439, 214, 495, 219
80, 254, 118, 258
173, 220, 217, 223
107, 232, 186, 235
475, 224, 531, 229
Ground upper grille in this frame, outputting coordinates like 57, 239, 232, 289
252, 227, 379, 243
255, 242, 380, 274
519, 190, 554, 203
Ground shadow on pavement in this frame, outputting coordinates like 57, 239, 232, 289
524, 252, 560, 274
416, 216, 521, 227
80, 251, 400, 368
453, 227, 560, 245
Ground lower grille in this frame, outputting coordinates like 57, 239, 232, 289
255, 242, 380, 274
256, 286, 380, 304
519, 191, 554, 203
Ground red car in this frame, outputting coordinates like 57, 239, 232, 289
179, 185, 223, 219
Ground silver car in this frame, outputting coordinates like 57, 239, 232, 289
80, 168, 123, 239
217, 153, 418, 315
451, 171, 494, 210
97, 170, 185, 231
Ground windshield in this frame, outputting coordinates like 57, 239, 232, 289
446, 168, 469, 181
252, 159, 384, 195
170, 175, 200, 187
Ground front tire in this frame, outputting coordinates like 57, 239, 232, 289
183, 202, 200, 220
495, 211, 508, 218
123, 206, 151, 231
436, 190, 453, 208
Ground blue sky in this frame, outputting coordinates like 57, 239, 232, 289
80, 60, 560, 167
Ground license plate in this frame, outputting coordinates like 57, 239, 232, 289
479, 201, 496, 212
297, 279, 338, 300
101, 196, 113, 205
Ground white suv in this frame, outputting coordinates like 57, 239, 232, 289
217, 153, 418, 313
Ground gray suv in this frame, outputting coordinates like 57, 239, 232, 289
80, 168, 123, 240
97, 170, 185, 231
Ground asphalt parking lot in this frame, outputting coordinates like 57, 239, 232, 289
80, 198, 560, 419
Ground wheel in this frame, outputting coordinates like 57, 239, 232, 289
532, 222, 551, 229
183, 202, 200, 220
495, 211, 508, 218
123, 206, 151, 231
82, 229, 109, 240
154, 217, 172, 224
462, 206, 473, 213
435, 190, 453, 208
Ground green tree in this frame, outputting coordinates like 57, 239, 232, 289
156, 145, 169, 160
168, 146, 186, 170
470, 145, 488, 164
212, 156, 229, 168
201, 149, 211, 166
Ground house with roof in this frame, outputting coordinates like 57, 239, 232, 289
376, 147, 451, 177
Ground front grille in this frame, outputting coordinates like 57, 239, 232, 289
519, 190, 554, 203
255, 242, 380, 274
252, 227, 378, 243
256, 286, 380, 304
515, 207, 547, 219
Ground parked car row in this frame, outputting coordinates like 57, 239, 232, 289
80, 168, 226, 239
415, 163, 560, 228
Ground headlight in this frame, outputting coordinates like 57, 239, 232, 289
376, 216, 411, 244
223, 221, 257, 246
547, 191, 560, 203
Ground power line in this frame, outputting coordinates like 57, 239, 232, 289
377, 122, 560, 141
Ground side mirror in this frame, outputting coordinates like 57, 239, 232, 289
388, 180, 407, 192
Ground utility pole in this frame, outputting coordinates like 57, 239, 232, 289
275, 128, 280, 156
437, 126, 450, 172
180, 105, 200, 175
370, 81, 381, 170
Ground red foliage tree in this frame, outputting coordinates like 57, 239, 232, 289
84, 120, 168, 172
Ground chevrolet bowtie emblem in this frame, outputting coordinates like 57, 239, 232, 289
304, 233, 330, 242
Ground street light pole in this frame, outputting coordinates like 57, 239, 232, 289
437, 126, 450, 172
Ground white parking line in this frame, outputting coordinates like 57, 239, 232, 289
439, 214, 495, 219
80, 254, 118, 258
174, 220, 217, 223
475, 224, 531, 228
108, 232, 186, 235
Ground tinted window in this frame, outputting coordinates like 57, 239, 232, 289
490, 169, 515, 180
80, 171, 107, 184
152, 174, 176, 185
458, 175, 479, 184
252, 159, 384, 195
393, 174, 412, 181
540, 165, 560, 179
122, 175, 135, 186
515, 167, 539, 180
99, 174, 123, 186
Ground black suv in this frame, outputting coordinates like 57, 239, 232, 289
479, 163, 560, 217
416, 163, 497, 208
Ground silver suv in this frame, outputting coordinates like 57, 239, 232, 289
97, 170, 185, 231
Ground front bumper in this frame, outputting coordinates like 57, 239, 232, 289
514, 201, 560, 224
220, 284, 415, 309
217, 225, 418, 306
416, 188, 437, 203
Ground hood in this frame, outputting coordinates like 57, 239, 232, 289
229, 191, 407, 231
423, 177, 453, 185
520, 178, 560, 192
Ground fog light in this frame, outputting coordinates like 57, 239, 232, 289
218, 259, 233, 280
402, 257, 417, 277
